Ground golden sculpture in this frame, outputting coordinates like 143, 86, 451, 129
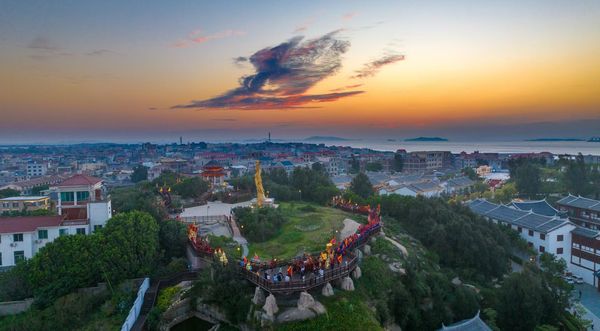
255, 160, 266, 207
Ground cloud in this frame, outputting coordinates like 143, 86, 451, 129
352, 53, 405, 79
342, 12, 357, 20
293, 17, 316, 33
85, 49, 113, 56
172, 29, 245, 48
173, 30, 363, 110
330, 83, 363, 92
28, 37, 60, 51
211, 118, 238, 122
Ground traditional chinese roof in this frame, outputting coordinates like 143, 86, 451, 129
0, 215, 64, 234
557, 194, 600, 212
510, 199, 561, 217
468, 199, 571, 234
439, 311, 492, 331
572, 226, 600, 239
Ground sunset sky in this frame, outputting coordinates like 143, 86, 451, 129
1, 0, 599, 143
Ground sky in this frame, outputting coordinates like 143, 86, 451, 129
0, 0, 599, 144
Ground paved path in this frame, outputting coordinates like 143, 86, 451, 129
574, 283, 600, 330
229, 216, 249, 257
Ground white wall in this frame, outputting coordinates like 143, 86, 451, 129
0, 232, 33, 267
88, 200, 112, 233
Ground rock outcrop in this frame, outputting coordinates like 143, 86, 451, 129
252, 286, 265, 305
352, 266, 362, 279
340, 276, 355, 291
322, 282, 334, 297
276, 291, 327, 323
363, 244, 371, 255
263, 294, 279, 318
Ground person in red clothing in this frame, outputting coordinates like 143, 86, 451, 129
287, 265, 293, 278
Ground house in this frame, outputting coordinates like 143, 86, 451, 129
48, 174, 111, 232
556, 195, 600, 230
381, 181, 444, 198
444, 177, 475, 195
438, 310, 492, 331
569, 227, 600, 287
0, 196, 50, 214
0, 215, 99, 268
510, 199, 564, 217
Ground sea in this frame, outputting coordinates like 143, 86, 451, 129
296, 139, 600, 155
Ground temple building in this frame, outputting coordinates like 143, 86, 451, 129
201, 160, 226, 187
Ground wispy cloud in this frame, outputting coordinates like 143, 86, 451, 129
330, 83, 363, 92
342, 12, 357, 21
352, 53, 405, 79
28, 37, 60, 51
293, 17, 316, 33
85, 49, 113, 56
173, 30, 363, 110
211, 118, 238, 122
172, 29, 245, 48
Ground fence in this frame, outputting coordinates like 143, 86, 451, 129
121, 278, 149, 331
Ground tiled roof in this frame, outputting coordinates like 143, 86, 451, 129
468, 199, 571, 234
439, 311, 492, 331
57, 174, 102, 187
0, 215, 64, 234
572, 226, 600, 238
511, 199, 560, 217
557, 194, 600, 212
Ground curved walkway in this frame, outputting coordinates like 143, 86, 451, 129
229, 216, 249, 257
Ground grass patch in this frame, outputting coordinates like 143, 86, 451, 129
276, 291, 383, 331
247, 202, 363, 260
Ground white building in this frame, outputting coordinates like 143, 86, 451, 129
0, 216, 94, 268
26, 162, 47, 178
0, 174, 112, 268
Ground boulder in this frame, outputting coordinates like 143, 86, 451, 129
263, 294, 279, 317
322, 282, 334, 297
297, 291, 315, 310
451, 277, 462, 286
340, 276, 355, 291
311, 301, 327, 315
363, 244, 371, 255
276, 307, 316, 323
252, 286, 265, 305
352, 266, 362, 279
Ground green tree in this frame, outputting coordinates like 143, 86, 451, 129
159, 220, 188, 261
563, 154, 591, 196
515, 162, 541, 198
0, 188, 20, 198
31, 185, 49, 196
393, 153, 404, 172
365, 162, 383, 172
350, 172, 373, 199
130, 165, 148, 183
496, 271, 544, 331
98, 211, 160, 283
349, 156, 360, 174
462, 167, 478, 181
493, 182, 517, 203
173, 177, 209, 199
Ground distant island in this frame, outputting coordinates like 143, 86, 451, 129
526, 138, 585, 142
405, 137, 448, 142
305, 136, 351, 141
589, 137, 600, 142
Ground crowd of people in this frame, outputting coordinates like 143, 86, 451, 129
239, 205, 382, 285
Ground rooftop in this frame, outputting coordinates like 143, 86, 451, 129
0, 196, 48, 201
557, 194, 600, 212
0, 215, 64, 234
439, 311, 492, 331
510, 199, 561, 217
56, 174, 103, 187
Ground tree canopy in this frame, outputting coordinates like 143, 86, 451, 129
350, 172, 374, 199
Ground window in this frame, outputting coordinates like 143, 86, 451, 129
557, 235, 564, 242
76, 228, 86, 235
60, 192, 74, 202
14, 251, 25, 263
2, 202, 8, 208
557, 247, 563, 254
93, 225, 103, 232
76, 191, 90, 201
518, 227, 522, 233
12, 202, 19, 208
13, 233, 23, 242
528, 230, 534, 237
0, 252, 2, 266
38, 229, 48, 240
528, 242, 533, 248
59, 229, 68, 236
539, 246, 545, 253
540, 233, 546, 240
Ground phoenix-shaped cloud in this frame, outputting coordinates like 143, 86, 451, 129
173, 31, 363, 110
